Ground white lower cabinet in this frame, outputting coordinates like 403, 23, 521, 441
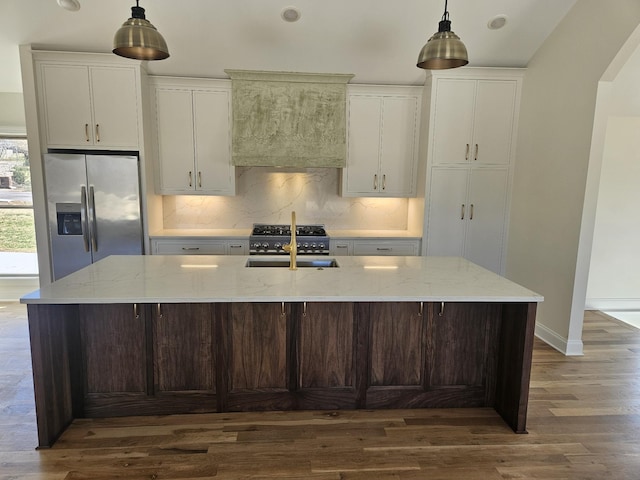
151, 239, 248, 255
425, 167, 509, 273
331, 239, 420, 256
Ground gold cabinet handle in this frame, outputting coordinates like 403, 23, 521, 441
474, 144, 478, 161
198, 171, 202, 188
382, 174, 386, 191
133, 303, 140, 319
470, 204, 474, 220
95, 124, 100, 143
281, 302, 286, 317
418, 302, 423, 317
303, 302, 307, 317
439, 302, 445, 317
373, 174, 378, 190
188, 171, 192, 187
465, 143, 469, 161
156, 303, 163, 318
85, 124, 90, 142
461, 204, 465, 220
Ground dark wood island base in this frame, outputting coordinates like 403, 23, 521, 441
27, 300, 536, 448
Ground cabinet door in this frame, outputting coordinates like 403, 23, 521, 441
431, 79, 476, 165
89, 67, 139, 149
193, 90, 235, 194
464, 168, 509, 273
472, 81, 517, 165
227, 303, 288, 392
41, 64, 93, 147
80, 304, 147, 394
153, 303, 215, 393
379, 97, 419, 196
155, 89, 196, 193
344, 95, 381, 195
426, 168, 468, 257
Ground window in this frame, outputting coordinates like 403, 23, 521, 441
0, 136, 38, 275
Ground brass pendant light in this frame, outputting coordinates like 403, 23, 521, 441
417, 0, 468, 70
113, 0, 169, 61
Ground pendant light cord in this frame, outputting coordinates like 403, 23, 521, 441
442, 0, 450, 22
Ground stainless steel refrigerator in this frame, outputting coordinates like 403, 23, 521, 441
44, 153, 144, 280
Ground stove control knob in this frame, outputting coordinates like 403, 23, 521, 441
311, 243, 317, 249
303, 243, 309, 249
318, 242, 325, 250
262, 243, 269, 249
252, 242, 261, 249
297, 243, 302, 248
274, 242, 282, 250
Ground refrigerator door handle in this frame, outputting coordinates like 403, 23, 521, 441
88, 185, 98, 252
80, 186, 90, 252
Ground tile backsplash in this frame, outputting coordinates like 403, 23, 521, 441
162, 167, 409, 230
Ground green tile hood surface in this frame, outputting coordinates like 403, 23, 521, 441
225, 70, 354, 168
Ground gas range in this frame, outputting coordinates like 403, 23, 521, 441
249, 223, 330, 255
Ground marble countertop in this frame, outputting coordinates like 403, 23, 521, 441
21, 255, 543, 305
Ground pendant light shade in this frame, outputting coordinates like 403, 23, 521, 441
113, 1, 169, 61
417, 0, 468, 70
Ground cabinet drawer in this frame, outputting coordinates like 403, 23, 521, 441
352, 241, 419, 256
153, 240, 226, 255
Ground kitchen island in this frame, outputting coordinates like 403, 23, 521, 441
21, 255, 542, 448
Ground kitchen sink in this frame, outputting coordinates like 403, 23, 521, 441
245, 258, 339, 268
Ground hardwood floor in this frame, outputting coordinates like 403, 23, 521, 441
1, 302, 639, 479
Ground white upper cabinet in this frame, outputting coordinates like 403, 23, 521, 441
38, 62, 140, 149
341, 85, 421, 197
431, 77, 517, 165
151, 78, 235, 195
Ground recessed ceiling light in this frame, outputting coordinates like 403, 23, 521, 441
281, 6, 301, 23
57, 0, 80, 11
488, 14, 508, 30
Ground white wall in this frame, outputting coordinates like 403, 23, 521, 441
0, 92, 26, 134
506, 0, 640, 354
585, 44, 640, 310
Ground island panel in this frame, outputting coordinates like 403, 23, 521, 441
26, 299, 537, 447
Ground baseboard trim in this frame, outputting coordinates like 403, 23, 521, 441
535, 322, 584, 356
0, 277, 39, 302
585, 298, 640, 311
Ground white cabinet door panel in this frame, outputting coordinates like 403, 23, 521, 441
465, 168, 509, 272
345, 96, 381, 194
193, 90, 234, 194
431, 79, 475, 165
90, 67, 139, 149
380, 97, 418, 195
41, 64, 93, 147
155, 89, 195, 192
472, 81, 516, 165
426, 168, 468, 257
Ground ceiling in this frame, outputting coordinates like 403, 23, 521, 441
0, 0, 577, 93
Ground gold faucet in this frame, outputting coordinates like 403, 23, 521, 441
283, 211, 297, 270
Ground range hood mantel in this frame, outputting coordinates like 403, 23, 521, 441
225, 69, 354, 168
